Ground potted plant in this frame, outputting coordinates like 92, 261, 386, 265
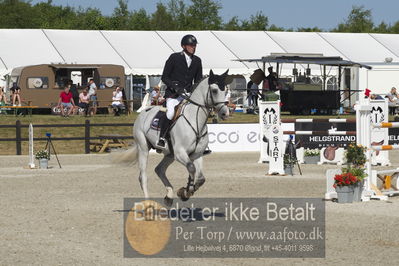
333, 172, 358, 203
344, 143, 367, 201
35, 150, 50, 169
304, 148, 320, 164
283, 154, 297, 175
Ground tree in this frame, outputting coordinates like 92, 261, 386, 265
151, 2, 175, 30
73, 7, 109, 30
248, 11, 268, 30
186, 0, 222, 30
297, 27, 322, 32
167, 0, 188, 30
32, 2, 77, 29
109, 0, 130, 30
268, 24, 285, 31
333, 5, 373, 33
0, 0, 37, 28
223, 16, 241, 30
128, 8, 151, 30
373, 22, 390, 33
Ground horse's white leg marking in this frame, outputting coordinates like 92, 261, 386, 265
155, 155, 175, 199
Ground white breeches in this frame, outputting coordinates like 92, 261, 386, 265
166, 97, 183, 120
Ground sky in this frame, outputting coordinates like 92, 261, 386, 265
30, 0, 399, 30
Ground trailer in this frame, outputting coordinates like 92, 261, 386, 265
5, 64, 125, 111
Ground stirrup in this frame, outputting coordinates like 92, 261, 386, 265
156, 138, 166, 149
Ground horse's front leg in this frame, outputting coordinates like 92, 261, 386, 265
193, 157, 205, 192
174, 149, 196, 201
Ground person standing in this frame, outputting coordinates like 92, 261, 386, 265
88, 79, 97, 116
265, 66, 278, 92
156, 34, 203, 149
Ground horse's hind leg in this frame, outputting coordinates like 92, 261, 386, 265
155, 155, 175, 206
135, 132, 150, 198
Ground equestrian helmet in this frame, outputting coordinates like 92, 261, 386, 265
181, 34, 198, 46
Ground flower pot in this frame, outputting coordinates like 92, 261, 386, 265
353, 180, 365, 202
304, 155, 320, 164
335, 185, 354, 203
39, 158, 48, 169
284, 165, 293, 175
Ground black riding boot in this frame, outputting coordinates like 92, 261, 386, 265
156, 115, 173, 149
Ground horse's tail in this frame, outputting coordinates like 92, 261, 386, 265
110, 141, 138, 165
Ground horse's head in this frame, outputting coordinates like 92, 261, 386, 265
207, 69, 230, 120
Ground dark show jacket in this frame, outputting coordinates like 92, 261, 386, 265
161, 51, 203, 99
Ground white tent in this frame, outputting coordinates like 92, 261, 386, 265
1, 29, 399, 94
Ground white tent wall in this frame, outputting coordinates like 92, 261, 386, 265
358, 64, 399, 95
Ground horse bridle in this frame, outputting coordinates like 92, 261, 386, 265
182, 83, 226, 113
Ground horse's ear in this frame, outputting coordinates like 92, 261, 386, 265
209, 69, 214, 78
222, 69, 229, 76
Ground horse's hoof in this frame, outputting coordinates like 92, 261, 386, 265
177, 187, 190, 201
164, 196, 173, 207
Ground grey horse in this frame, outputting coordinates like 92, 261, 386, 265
119, 70, 230, 206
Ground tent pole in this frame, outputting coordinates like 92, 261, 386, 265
130, 74, 134, 111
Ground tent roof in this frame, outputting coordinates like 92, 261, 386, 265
318, 32, 399, 63
0, 29, 63, 69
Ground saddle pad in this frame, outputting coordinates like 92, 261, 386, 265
150, 111, 164, 131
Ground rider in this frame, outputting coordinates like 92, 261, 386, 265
156, 34, 203, 149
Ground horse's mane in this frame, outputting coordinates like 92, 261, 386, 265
192, 75, 208, 91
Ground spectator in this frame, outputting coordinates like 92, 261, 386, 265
10, 82, 21, 106
387, 87, 399, 115
88, 79, 97, 116
224, 86, 236, 116
111, 86, 125, 116
0, 86, 8, 104
387, 87, 398, 104
265, 66, 278, 92
78, 89, 90, 116
370, 94, 383, 100
69, 81, 79, 109
151, 86, 164, 105
57, 85, 75, 117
